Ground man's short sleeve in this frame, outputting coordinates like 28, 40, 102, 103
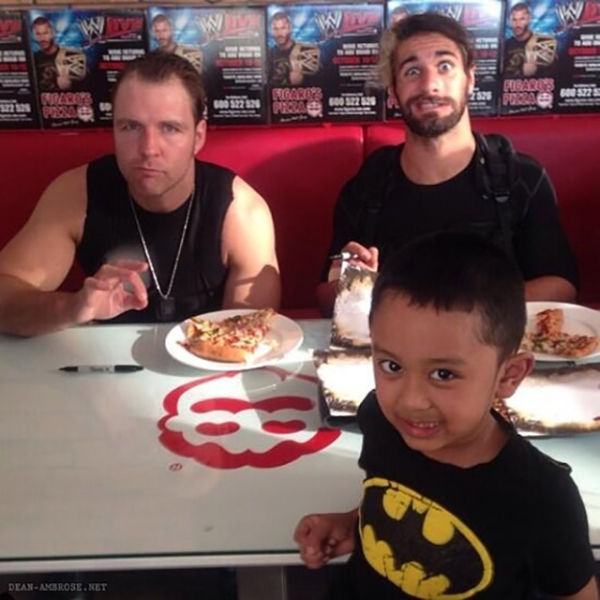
532, 465, 595, 594
512, 155, 579, 288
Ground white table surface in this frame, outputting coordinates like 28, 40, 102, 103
0, 320, 598, 573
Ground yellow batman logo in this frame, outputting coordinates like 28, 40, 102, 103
360, 477, 493, 598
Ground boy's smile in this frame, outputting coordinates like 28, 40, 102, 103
371, 293, 513, 467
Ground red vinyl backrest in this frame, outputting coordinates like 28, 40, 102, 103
0, 125, 364, 310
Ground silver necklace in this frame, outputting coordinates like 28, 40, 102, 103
129, 189, 194, 318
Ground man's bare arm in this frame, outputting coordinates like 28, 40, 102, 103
221, 176, 281, 309
0, 167, 87, 336
525, 276, 577, 303
0, 166, 148, 336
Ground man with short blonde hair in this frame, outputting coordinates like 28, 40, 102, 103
0, 51, 280, 335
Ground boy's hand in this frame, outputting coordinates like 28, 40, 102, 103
294, 510, 357, 569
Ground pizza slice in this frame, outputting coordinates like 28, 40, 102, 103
534, 308, 563, 337
522, 331, 598, 358
521, 307, 598, 358
181, 308, 277, 363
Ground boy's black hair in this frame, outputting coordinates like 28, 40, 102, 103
369, 232, 526, 361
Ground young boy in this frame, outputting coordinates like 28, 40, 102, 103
295, 232, 597, 599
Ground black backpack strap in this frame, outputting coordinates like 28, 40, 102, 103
474, 132, 517, 257
362, 146, 399, 248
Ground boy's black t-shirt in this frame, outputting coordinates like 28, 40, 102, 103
332, 392, 594, 599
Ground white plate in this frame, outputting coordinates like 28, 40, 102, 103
525, 301, 600, 362
165, 309, 304, 371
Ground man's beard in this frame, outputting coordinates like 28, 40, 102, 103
399, 90, 468, 138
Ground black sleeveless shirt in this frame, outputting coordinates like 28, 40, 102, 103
77, 155, 235, 323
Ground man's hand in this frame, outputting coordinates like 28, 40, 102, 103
317, 241, 379, 316
328, 241, 379, 282
294, 510, 357, 569
289, 68, 304, 86
73, 260, 148, 324
523, 52, 538, 77
56, 71, 72, 90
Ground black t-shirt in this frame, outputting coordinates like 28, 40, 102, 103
269, 44, 295, 86
77, 155, 235, 323
322, 143, 578, 288
330, 392, 594, 599
34, 47, 60, 92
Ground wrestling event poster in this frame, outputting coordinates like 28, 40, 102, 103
554, 0, 600, 112
147, 7, 268, 125
0, 11, 38, 128
500, 0, 562, 114
27, 9, 146, 129
385, 0, 503, 119
267, 4, 384, 124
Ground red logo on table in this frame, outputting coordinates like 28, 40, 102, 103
158, 367, 340, 469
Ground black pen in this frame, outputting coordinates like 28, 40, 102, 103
59, 364, 144, 373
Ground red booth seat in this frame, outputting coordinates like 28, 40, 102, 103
1, 114, 599, 313
0, 125, 364, 315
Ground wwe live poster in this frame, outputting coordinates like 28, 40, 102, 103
147, 7, 267, 125
0, 11, 38, 128
501, 0, 600, 114
267, 4, 384, 124
27, 9, 147, 129
385, 0, 503, 119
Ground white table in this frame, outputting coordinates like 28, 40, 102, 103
0, 320, 598, 578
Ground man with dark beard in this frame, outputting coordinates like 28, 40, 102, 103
316, 12, 577, 315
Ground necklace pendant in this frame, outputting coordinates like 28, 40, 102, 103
156, 296, 177, 322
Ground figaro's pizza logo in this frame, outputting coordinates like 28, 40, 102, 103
360, 478, 493, 598
158, 367, 340, 469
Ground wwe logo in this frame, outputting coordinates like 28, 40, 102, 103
314, 12, 343, 37
79, 15, 105, 44
196, 13, 223, 38
435, 5, 463, 22
556, 1, 585, 27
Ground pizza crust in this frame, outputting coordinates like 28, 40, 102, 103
179, 308, 276, 363
182, 338, 251, 363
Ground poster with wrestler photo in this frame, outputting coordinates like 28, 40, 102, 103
147, 7, 267, 125
554, 0, 600, 113
0, 10, 39, 128
500, 0, 559, 114
385, 0, 503, 119
267, 4, 383, 124
28, 9, 147, 129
